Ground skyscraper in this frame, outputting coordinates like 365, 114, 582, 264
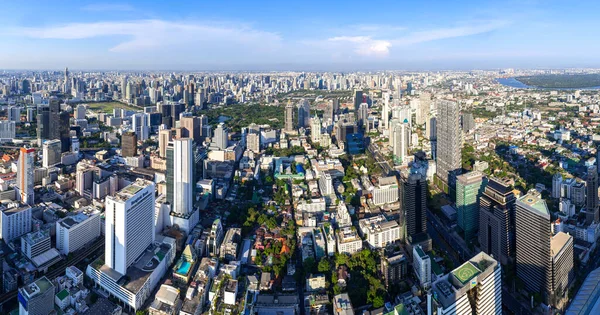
167, 138, 195, 216
159, 129, 172, 158
285, 101, 295, 132
358, 102, 369, 127
400, 172, 428, 244
36, 105, 50, 145
16, 147, 35, 205
64, 67, 70, 93
213, 123, 228, 150
435, 100, 462, 190
391, 118, 410, 165
456, 171, 487, 241
382, 92, 390, 129
479, 177, 516, 266
131, 113, 149, 141
105, 179, 155, 275
42, 139, 62, 168
353, 89, 363, 112
515, 190, 573, 304
516, 190, 551, 296
586, 165, 599, 224
297, 99, 310, 128
121, 132, 138, 157
311, 115, 322, 144
180, 116, 201, 143
429, 252, 502, 315
552, 173, 563, 199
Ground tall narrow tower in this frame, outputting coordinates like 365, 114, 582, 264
436, 100, 462, 189
586, 165, 599, 224
285, 101, 295, 132
16, 147, 35, 205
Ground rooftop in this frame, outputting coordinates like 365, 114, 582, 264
21, 276, 53, 298
451, 262, 481, 285
517, 190, 549, 218
551, 232, 573, 257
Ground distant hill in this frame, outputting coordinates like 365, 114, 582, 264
515, 74, 600, 89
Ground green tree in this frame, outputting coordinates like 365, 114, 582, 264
317, 257, 332, 273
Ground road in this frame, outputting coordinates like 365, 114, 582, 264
0, 238, 104, 306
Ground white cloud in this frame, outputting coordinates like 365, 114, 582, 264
81, 4, 135, 12
392, 20, 510, 46
15, 19, 283, 54
328, 36, 392, 57
321, 20, 509, 60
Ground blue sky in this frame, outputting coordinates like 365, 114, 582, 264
1, 0, 600, 70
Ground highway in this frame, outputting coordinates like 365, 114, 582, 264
0, 238, 104, 306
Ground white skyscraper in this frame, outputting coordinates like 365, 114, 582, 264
391, 119, 410, 165
16, 147, 35, 205
311, 115, 322, 144
382, 91, 390, 130
131, 113, 149, 141
105, 179, 155, 275
213, 123, 229, 150
0, 120, 16, 140
42, 139, 62, 168
172, 138, 194, 216
429, 252, 502, 315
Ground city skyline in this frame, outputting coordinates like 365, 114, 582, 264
2, 0, 600, 70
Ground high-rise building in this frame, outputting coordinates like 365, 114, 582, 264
7, 106, 20, 122
105, 179, 155, 275
515, 190, 573, 304
416, 92, 431, 126
171, 103, 185, 128
479, 177, 516, 266
298, 99, 310, 128
285, 101, 295, 133
180, 116, 201, 142
247, 132, 260, 153
36, 106, 50, 145
382, 91, 390, 129
552, 173, 563, 199
400, 172, 427, 243
16, 147, 35, 205
353, 89, 363, 112
311, 115, 322, 144
391, 118, 410, 165
158, 129, 172, 158
213, 123, 229, 150
0, 120, 16, 140
461, 113, 475, 133
358, 102, 368, 127
436, 100, 462, 189
121, 132, 137, 157
586, 166, 599, 224
18, 276, 55, 315
456, 171, 487, 241
0, 203, 32, 242
42, 139, 62, 168
550, 232, 574, 304
429, 252, 502, 315
167, 138, 195, 216
516, 190, 551, 296
131, 113, 149, 141
413, 245, 431, 289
